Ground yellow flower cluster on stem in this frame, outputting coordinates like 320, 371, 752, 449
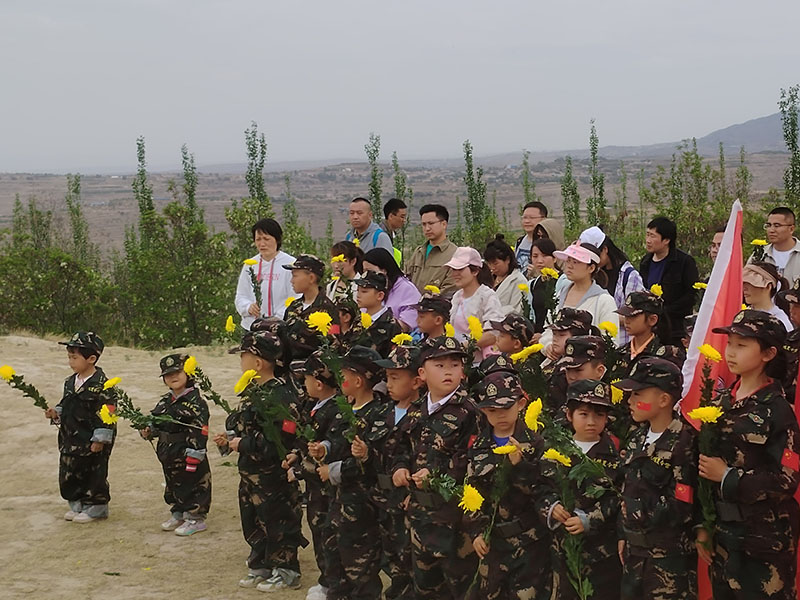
445, 323, 455, 337
361, 312, 373, 329
307, 311, 333, 336
103, 377, 122, 390
234, 370, 260, 394
688, 406, 724, 424
524, 398, 543, 431
693, 282, 708, 290
698, 344, 722, 362
518, 283, 529, 293
285, 296, 296, 307
751, 239, 767, 246
493, 444, 516, 455
540, 267, 559, 280
510, 343, 544, 363
458, 484, 484, 512
331, 254, 346, 263
467, 316, 483, 341
0, 364, 15, 382
183, 356, 198, 377
225, 315, 236, 333
424, 285, 440, 295
543, 448, 572, 467
650, 284, 663, 298
391, 333, 413, 345
243, 258, 258, 266
598, 321, 618, 338
98, 404, 118, 425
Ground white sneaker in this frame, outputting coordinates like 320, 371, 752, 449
174, 520, 207, 536
73, 511, 107, 523
256, 569, 301, 592
64, 510, 78, 521
306, 584, 328, 600
161, 517, 184, 531
239, 573, 268, 588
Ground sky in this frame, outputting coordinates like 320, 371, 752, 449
1, 0, 798, 173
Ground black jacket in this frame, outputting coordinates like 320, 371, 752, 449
639, 247, 698, 341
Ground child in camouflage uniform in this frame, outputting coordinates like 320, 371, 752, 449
45, 332, 116, 523
614, 290, 669, 377
613, 357, 698, 600
213, 330, 306, 592
412, 294, 452, 340
540, 308, 595, 414
140, 353, 211, 536
465, 370, 552, 600
699, 310, 800, 599
489, 313, 536, 356
353, 271, 402, 358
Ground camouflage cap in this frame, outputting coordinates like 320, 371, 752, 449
375, 345, 421, 371
159, 353, 189, 377
778, 278, 800, 305
712, 309, 787, 348
557, 335, 606, 369
250, 316, 287, 337
282, 253, 325, 279
412, 295, 452, 317
567, 378, 612, 408
550, 307, 593, 333
228, 330, 284, 366
684, 313, 698, 338
477, 353, 518, 377
419, 335, 468, 362
342, 345, 384, 381
473, 370, 525, 409
292, 350, 337, 388
59, 331, 105, 356
652, 344, 686, 369
613, 356, 683, 398
353, 271, 389, 292
616, 290, 663, 317
489, 313, 535, 345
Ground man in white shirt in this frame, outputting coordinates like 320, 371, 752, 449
748, 206, 800, 286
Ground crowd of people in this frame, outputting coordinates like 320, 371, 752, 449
31, 196, 800, 600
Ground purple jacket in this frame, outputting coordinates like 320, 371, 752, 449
387, 276, 421, 330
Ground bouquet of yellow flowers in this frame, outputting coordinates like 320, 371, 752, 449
1, 365, 49, 411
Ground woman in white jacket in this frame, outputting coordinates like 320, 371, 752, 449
484, 234, 529, 315
234, 218, 296, 330
540, 242, 620, 360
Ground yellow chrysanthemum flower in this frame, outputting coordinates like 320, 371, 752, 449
493, 444, 517, 455
392, 333, 413, 345
688, 405, 724, 424
285, 296, 296, 307
698, 344, 722, 362
234, 369, 260, 394
353, 237, 360, 247
742, 304, 748, 311
183, 356, 198, 377
540, 267, 559, 280
610, 380, 624, 405
225, 315, 236, 333
458, 484, 485, 512
331, 254, 346, 263
331, 275, 340, 281
751, 239, 767, 247
445, 323, 455, 337
650, 284, 663, 298
306, 312, 333, 336
518, 283, 530, 293
468, 316, 483, 341
543, 448, 572, 467
598, 321, 618, 338
0, 365, 15, 382
98, 404, 118, 425
361, 312, 373, 329
424, 285, 441, 295
524, 398, 543, 432
243, 258, 258, 266
693, 282, 708, 290
103, 377, 121, 390
510, 343, 544, 363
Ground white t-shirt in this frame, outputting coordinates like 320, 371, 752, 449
574, 439, 599, 454
772, 248, 792, 272
644, 428, 664, 447
768, 304, 794, 332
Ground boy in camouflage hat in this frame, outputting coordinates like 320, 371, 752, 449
464, 371, 552, 600
413, 294, 452, 340
615, 290, 668, 377
139, 353, 211, 536
542, 380, 621, 600
489, 313, 536, 355
545, 334, 607, 425
354, 271, 402, 358
391, 336, 479, 599
540, 307, 594, 366
213, 330, 306, 592
612, 357, 698, 600
699, 310, 800, 599
45, 332, 116, 523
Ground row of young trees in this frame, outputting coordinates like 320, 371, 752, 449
1, 87, 798, 348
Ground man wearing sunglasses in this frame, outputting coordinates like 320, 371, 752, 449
749, 206, 800, 286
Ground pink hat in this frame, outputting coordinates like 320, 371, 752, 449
445, 246, 483, 270
553, 242, 601, 265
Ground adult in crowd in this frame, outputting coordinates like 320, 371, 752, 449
514, 201, 548, 275
381, 198, 407, 244
235, 218, 295, 330
344, 197, 394, 253
748, 206, 800, 285
639, 216, 698, 346
445, 246, 504, 361
579, 226, 644, 345
362, 248, 421, 331
527, 238, 561, 334
405, 204, 458, 296
484, 234, 529, 315
778, 279, 800, 330
539, 242, 619, 359
532, 217, 565, 253
742, 263, 792, 331
326, 240, 363, 302
709, 225, 725, 263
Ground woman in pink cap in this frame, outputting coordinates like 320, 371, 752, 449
743, 262, 792, 331
540, 242, 620, 360
445, 246, 504, 361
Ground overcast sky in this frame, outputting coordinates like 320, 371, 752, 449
1, 0, 798, 173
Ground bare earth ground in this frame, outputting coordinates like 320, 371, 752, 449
0, 334, 316, 600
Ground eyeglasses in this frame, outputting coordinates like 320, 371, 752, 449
421, 220, 444, 229
764, 222, 795, 229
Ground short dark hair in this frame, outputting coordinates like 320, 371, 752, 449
769, 206, 796, 224
531, 237, 556, 257
522, 201, 548, 217
251, 218, 283, 249
714, 225, 726, 234
67, 346, 100, 362
419, 204, 449, 222
566, 399, 609, 417
383, 198, 407, 219
351, 197, 372, 211
484, 234, 518, 270
647, 216, 677, 249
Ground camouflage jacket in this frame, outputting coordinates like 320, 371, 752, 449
464, 421, 549, 546
150, 387, 209, 461
283, 290, 340, 361
543, 362, 569, 425
376, 398, 419, 508
711, 379, 800, 558
782, 329, 800, 404
292, 395, 345, 491
225, 377, 301, 478
56, 367, 116, 456
619, 416, 699, 558
357, 308, 402, 359
614, 335, 663, 379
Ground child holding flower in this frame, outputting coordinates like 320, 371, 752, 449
354, 271, 402, 358
44, 332, 116, 523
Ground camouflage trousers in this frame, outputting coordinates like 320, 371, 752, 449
410, 520, 478, 600
379, 505, 413, 600
306, 485, 335, 588
160, 455, 211, 519
711, 544, 798, 600
327, 498, 383, 600
621, 552, 696, 600
59, 452, 110, 507
555, 554, 621, 600
467, 536, 552, 600
238, 472, 306, 573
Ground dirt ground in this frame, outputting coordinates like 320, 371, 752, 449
0, 334, 317, 600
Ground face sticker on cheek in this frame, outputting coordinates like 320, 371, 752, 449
342, 380, 349, 389
635, 401, 652, 411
